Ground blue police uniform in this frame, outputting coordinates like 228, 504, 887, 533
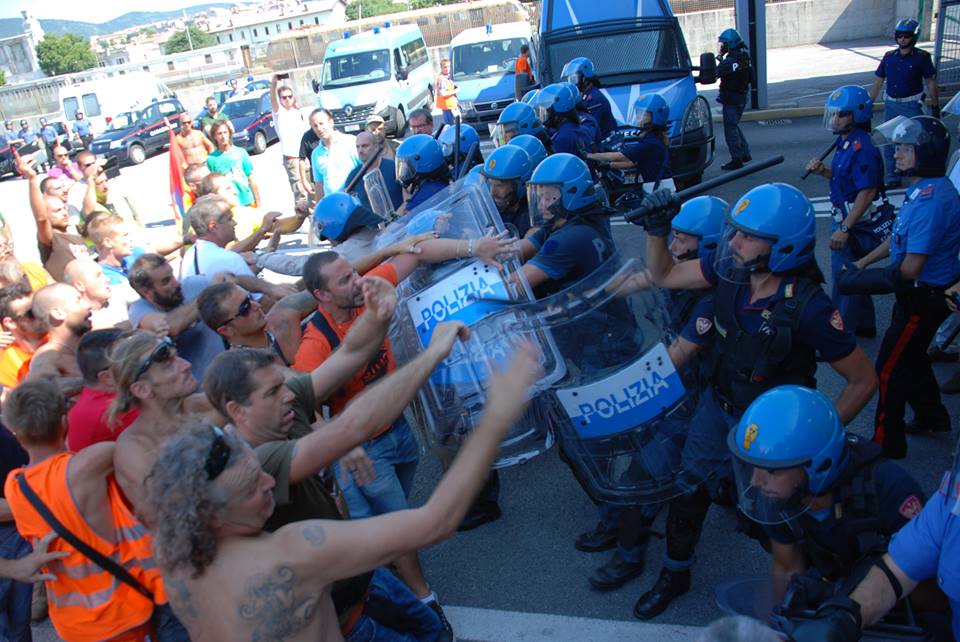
527, 218, 611, 288
405, 178, 449, 214
622, 133, 673, 185
876, 48, 936, 183
39, 125, 57, 145
582, 86, 617, 140
578, 110, 602, 148
346, 158, 404, 212
550, 121, 594, 159
717, 45, 752, 164
1, 131, 18, 146
873, 177, 960, 457
888, 475, 960, 639
501, 202, 531, 239
18, 128, 36, 146
829, 127, 884, 335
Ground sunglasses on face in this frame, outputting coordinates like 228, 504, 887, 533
280, 94, 294, 100
134, 337, 176, 382
221, 295, 253, 327
205, 425, 231, 480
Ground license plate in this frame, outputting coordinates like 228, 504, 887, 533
344, 124, 360, 132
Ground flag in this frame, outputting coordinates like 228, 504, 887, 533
167, 121, 191, 225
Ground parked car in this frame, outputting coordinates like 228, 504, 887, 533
220, 89, 279, 155
193, 79, 272, 129
88, 98, 185, 165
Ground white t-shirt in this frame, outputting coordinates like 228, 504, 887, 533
275, 106, 307, 158
180, 239, 255, 280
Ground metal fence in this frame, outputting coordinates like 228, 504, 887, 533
671, 0, 796, 12
936, 0, 960, 85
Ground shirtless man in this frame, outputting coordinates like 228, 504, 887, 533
176, 113, 215, 166
142, 343, 538, 642
26, 283, 91, 385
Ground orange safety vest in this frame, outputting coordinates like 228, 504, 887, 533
435, 73, 458, 111
5, 453, 166, 642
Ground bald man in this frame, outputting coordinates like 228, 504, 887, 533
27, 283, 91, 384
62, 259, 129, 329
345, 131, 404, 211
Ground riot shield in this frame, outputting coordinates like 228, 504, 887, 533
363, 168, 396, 221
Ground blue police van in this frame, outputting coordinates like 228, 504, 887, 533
537, 0, 717, 185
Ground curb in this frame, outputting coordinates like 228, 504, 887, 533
711, 102, 889, 123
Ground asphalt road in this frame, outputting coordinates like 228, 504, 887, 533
8, 114, 959, 640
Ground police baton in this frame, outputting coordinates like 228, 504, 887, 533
457, 141, 479, 180
453, 115, 462, 177
341, 145, 383, 194
800, 142, 837, 180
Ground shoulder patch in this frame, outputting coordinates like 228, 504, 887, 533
696, 317, 713, 335
853, 139, 862, 151
899, 495, 923, 519
830, 309, 845, 331
917, 185, 935, 200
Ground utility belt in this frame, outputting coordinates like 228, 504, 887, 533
830, 200, 887, 225
886, 92, 923, 104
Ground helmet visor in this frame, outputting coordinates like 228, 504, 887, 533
872, 115, 931, 148
712, 221, 776, 284
492, 122, 520, 148
440, 137, 456, 159
520, 89, 540, 105
731, 453, 812, 525
483, 176, 521, 213
627, 103, 653, 129
943, 92, 960, 118
395, 155, 418, 186
526, 182, 563, 228
533, 103, 551, 126
822, 106, 854, 134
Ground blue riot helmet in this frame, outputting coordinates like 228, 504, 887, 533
493, 102, 544, 147
874, 115, 950, 178
627, 93, 669, 131
894, 18, 920, 46
822, 85, 873, 134
480, 145, 533, 213
520, 88, 540, 105
462, 163, 486, 189
438, 122, 480, 163
395, 134, 447, 189
530, 82, 578, 127
718, 27, 745, 54
527, 153, 599, 228
561, 57, 595, 92
715, 183, 817, 277
312, 192, 381, 243
406, 208, 453, 237
669, 196, 727, 261
507, 134, 548, 168
728, 385, 848, 525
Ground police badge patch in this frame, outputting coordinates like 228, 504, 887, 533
899, 495, 922, 519
696, 317, 712, 335
830, 310, 845, 331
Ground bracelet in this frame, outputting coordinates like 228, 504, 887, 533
467, 239, 474, 257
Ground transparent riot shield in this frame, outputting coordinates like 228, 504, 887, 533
363, 168, 396, 221
387, 184, 566, 467
472, 253, 700, 505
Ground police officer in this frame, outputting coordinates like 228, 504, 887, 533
806, 86, 885, 338
2, 120, 20, 147
587, 94, 672, 188
530, 83, 599, 160
38, 117, 60, 167
395, 134, 452, 214
438, 122, 483, 176
479, 145, 533, 238
583, 196, 723, 591
72, 111, 92, 149
728, 385, 925, 597
716, 28, 752, 170
493, 101, 552, 151
869, 18, 938, 189
627, 183, 878, 619
562, 57, 617, 140
839, 116, 960, 459
507, 134, 548, 170
312, 192, 383, 245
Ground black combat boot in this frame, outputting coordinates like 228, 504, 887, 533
633, 567, 690, 619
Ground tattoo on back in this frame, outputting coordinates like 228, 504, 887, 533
165, 576, 198, 621
238, 566, 318, 641
302, 524, 326, 547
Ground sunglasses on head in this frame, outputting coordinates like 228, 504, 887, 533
205, 425, 231, 480
134, 337, 176, 382
220, 295, 253, 327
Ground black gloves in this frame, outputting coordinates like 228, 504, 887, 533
780, 571, 835, 613
624, 188, 679, 238
836, 264, 912, 295
788, 596, 862, 642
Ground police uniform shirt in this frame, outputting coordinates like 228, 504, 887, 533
699, 250, 858, 363
888, 479, 960, 638
405, 179, 449, 213
890, 178, 960, 287
676, 292, 716, 347
19, 128, 36, 145
763, 460, 925, 555
875, 48, 935, 98
73, 120, 91, 137
578, 111, 602, 147
40, 125, 58, 144
830, 128, 883, 207
1, 131, 17, 145
551, 121, 593, 157
528, 221, 611, 286
583, 87, 617, 140
717, 48, 751, 102
622, 133, 672, 183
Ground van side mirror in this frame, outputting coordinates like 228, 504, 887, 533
311, 79, 320, 94
396, 66, 409, 81
696, 52, 717, 85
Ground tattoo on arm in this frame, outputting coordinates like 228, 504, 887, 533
302, 524, 326, 547
238, 566, 318, 641
165, 576, 199, 621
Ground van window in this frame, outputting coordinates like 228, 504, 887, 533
82, 93, 102, 117
546, 26, 688, 83
321, 49, 391, 88
453, 37, 528, 80
63, 97, 79, 120
400, 38, 428, 70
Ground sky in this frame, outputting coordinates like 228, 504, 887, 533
0, 0, 208, 24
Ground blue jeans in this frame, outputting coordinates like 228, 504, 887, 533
721, 99, 750, 161
344, 568, 444, 642
338, 417, 420, 519
883, 99, 923, 183
0, 525, 32, 642
830, 218, 877, 333
598, 503, 661, 563
441, 110, 455, 126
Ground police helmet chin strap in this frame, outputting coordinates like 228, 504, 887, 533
672, 249, 698, 263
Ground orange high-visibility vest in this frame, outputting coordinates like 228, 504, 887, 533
435, 73, 458, 111
5, 453, 166, 642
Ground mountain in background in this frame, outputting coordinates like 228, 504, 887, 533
0, 4, 237, 39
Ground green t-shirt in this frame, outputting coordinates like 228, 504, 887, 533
255, 375, 347, 532
200, 111, 229, 132
206, 146, 255, 206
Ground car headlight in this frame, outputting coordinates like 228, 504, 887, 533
374, 98, 388, 114
683, 96, 711, 134
233, 130, 249, 140
459, 101, 474, 113
108, 139, 123, 149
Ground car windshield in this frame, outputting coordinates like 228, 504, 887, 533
453, 38, 528, 80
322, 49, 391, 88
108, 110, 142, 130
221, 98, 259, 119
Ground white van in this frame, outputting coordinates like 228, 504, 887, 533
314, 24, 433, 136
58, 72, 175, 137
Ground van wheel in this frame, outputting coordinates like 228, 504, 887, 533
128, 144, 146, 165
253, 131, 267, 155
394, 107, 407, 137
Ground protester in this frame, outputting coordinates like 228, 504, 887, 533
0, 284, 45, 391
271, 75, 310, 203
207, 121, 260, 207
26, 283, 91, 382
62, 258, 129, 329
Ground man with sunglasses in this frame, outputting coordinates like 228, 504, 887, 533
46, 145, 82, 185
271, 75, 310, 204
0, 284, 45, 392
174, 112, 214, 166
869, 18, 939, 189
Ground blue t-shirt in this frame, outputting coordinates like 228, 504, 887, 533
19, 128, 37, 145
583, 87, 617, 140
73, 119, 91, 136
405, 179, 449, 214
40, 125, 58, 144
551, 121, 592, 158
829, 128, 882, 207
622, 132, 673, 184
1, 131, 17, 145
889, 177, 960, 287
699, 250, 857, 363
875, 48, 936, 98
888, 475, 960, 639
528, 220, 612, 287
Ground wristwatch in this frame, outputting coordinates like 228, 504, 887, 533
839, 223, 850, 233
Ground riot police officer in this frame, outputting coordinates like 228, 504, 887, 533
839, 116, 960, 459
479, 145, 533, 238
508, 134, 548, 170
716, 28, 752, 170
529, 83, 599, 160
562, 57, 617, 140
438, 122, 483, 176
587, 94, 673, 188
806, 85, 885, 338
627, 183, 878, 619
395, 134, 452, 214
492, 102, 552, 151
312, 192, 382, 245
869, 18, 939, 188
728, 385, 925, 597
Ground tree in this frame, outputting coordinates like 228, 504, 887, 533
163, 25, 215, 55
35, 33, 97, 76
345, 0, 400, 21
0, 70, 6, 87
